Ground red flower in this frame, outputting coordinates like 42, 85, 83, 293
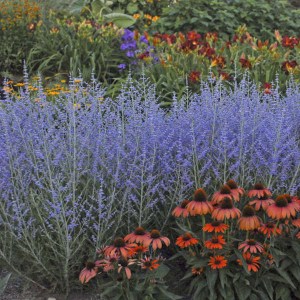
203, 221, 229, 233
266, 195, 299, 219
212, 197, 241, 221
248, 183, 271, 198
204, 235, 226, 249
188, 71, 201, 83
281, 60, 298, 74
212, 184, 234, 205
281, 36, 299, 49
237, 252, 260, 272
237, 205, 261, 231
239, 58, 252, 69
249, 195, 274, 211
208, 255, 227, 269
226, 179, 245, 201
263, 82, 272, 95
79, 261, 100, 284
104, 238, 136, 258
172, 199, 190, 218
143, 229, 170, 250
118, 257, 136, 279
140, 256, 160, 271
124, 227, 150, 244
258, 222, 282, 238
176, 233, 199, 248
186, 188, 213, 216
238, 239, 264, 253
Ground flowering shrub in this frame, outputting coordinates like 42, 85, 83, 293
172, 183, 300, 299
122, 26, 300, 102
0, 74, 299, 291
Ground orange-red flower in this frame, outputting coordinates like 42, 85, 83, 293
281, 60, 298, 74
98, 254, 119, 272
237, 252, 260, 272
191, 267, 205, 275
296, 232, 300, 239
212, 184, 234, 204
124, 227, 150, 244
248, 183, 271, 198
188, 71, 201, 83
258, 222, 282, 238
176, 233, 199, 248
186, 188, 213, 216
143, 229, 170, 250
238, 239, 264, 253
212, 197, 241, 221
208, 255, 227, 269
127, 245, 148, 257
226, 179, 245, 201
172, 199, 190, 218
249, 195, 274, 211
140, 257, 160, 271
237, 205, 261, 230
203, 221, 229, 233
204, 235, 226, 249
292, 218, 300, 228
79, 261, 99, 284
117, 257, 136, 279
266, 195, 299, 219
281, 36, 299, 49
239, 58, 252, 69
104, 237, 136, 258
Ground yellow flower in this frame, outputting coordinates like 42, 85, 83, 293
152, 16, 160, 22
133, 14, 140, 20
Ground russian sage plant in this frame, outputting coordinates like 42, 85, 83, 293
0, 74, 299, 291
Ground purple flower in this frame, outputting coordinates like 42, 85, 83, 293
118, 63, 126, 70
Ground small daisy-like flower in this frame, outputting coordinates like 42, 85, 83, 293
249, 195, 274, 211
117, 257, 136, 279
143, 229, 170, 250
203, 221, 229, 233
98, 254, 119, 272
172, 199, 190, 218
104, 237, 136, 258
191, 267, 204, 275
226, 179, 245, 201
186, 188, 213, 216
238, 239, 264, 253
237, 252, 260, 272
212, 184, 234, 204
176, 233, 199, 248
212, 197, 241, 221
237, 205, 261, 231
204, 235, 226, 249
140, 257, 160, 271
124, 227, 150, 244
258, 222, 282, 238
266, 195, 299, 219
248, 183, 271, 198
79, 261, 99, 284
208, 255, 227, 270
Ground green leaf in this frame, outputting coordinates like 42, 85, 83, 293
0, 273, 11, 296
262, 278, 274, 300
275, 284, 291, 300
276, 268, 296, 289
104, 13, 136, 28
154, 263, 170, 279
207, 271, 218, 298
126, 2, 138, 14
219, 269, 227, 289
234, 281, 252, 300
156, 285, 182, 299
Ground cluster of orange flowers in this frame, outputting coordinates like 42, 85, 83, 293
79, 228, 169, 283
172, 180, 300, 272
0, 0, 40, 31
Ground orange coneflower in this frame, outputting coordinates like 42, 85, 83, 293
203, 221, 229, 233
292, 218, 300, 228
127, 245, 148, 257
266, 195, 299, 219
204, 235, 226, 249
248, 183, 271, 198
186, 188, 213, 216
249, 195, 274, 211
98, 254, 119, 272
212, 197, 241, 221
143, 229, 170, 250
212, 184, 234, 204
104, 237, 136, 258
124, 227, 150, 244
191, 267, 205, 275
226, 179, 245, 201
176, 233, 199, 248
208, 255, 227, 269
238, 239, 264, 253
140, 256, 160, 271
79, 261, 100, 283
117, 257, 136, 279
237, 205, 261, 231
258, 222, 282, 238
296, 232, 300, 239
172, 199, 191, 218
237, 252, 260, 272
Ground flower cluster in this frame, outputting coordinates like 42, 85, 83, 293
79, 228, 172, 297
172, 180, 300, 274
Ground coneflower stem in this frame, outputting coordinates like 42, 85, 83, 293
201, 215, 206, 241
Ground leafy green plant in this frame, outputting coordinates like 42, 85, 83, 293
0, 273, 11, 296
154, 0, 300, 40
